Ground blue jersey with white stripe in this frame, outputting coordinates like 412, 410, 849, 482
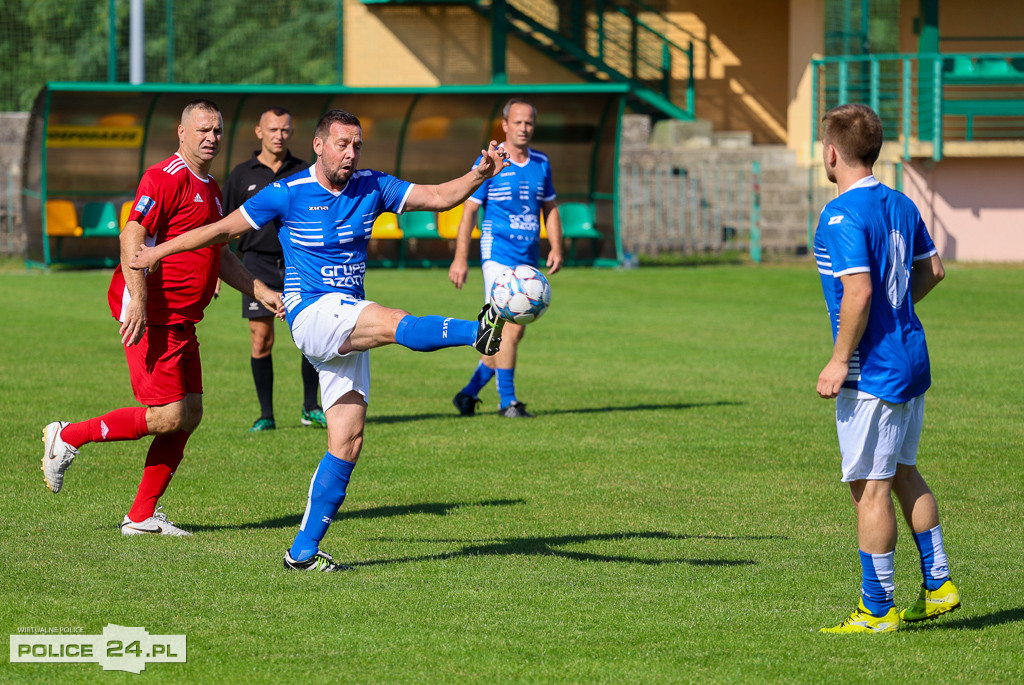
468, 149, 555, 267
813, 176, 938, 403
240, 166, 412, 324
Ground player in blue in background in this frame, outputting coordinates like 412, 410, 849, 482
448, 98, 563, 418
813, 104, 959, 633
132, 109, 510, 571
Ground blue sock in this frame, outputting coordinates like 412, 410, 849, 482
289, 452, 356, 562
496, 368, 516, 409
912, 525, 950, 591
859, 549, 895, 616
395, 315, 476, 351
461, 362, 495, 397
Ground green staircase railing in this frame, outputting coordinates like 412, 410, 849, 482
811, 52, 1024, 161
362, 0, 710, 120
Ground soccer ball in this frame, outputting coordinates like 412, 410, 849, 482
489, 265, 551, 324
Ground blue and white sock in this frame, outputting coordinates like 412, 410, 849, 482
461, 362, 495, 398
496, 368, 516, 409
289, 452, 356, 562
395, 315, 476, 351
859, 549, 896, 616
912, 525, 951, 591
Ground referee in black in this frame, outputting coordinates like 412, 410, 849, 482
222, 106, 325, 432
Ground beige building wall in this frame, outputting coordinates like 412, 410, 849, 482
344, 0, 585, 87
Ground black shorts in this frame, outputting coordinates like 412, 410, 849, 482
241, 251, 285, 319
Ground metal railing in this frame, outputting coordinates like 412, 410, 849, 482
811, 52, 1024, 160
501, 0, 706, 119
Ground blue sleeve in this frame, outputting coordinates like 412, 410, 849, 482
241, 181, 289, 230
820, 204, 869, 275
912, 214, 937, 261
543, 159, 556, 201
377, 172, 413, 214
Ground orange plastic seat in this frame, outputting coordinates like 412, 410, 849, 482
437, 204, 480, 239
45, 200, 83, 237
371, 212, 403, 240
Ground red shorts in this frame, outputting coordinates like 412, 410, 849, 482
124, 323, 203, 406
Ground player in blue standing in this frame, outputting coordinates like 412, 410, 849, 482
131, 109, 509, 571
814, 104, 958, 633
448, 97, 563, 418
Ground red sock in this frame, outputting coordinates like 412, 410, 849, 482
60, 407, 149, 449
127, 431, 190, 522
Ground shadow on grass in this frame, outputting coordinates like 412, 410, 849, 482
905, 606, 1024, 631
187, 498, 525, 532
353, 530, 781, 567
367, 401, 742, 424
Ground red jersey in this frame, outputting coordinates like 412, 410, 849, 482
109, 153, 224, 325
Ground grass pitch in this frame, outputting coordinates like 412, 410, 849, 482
2, 263, 1022, 683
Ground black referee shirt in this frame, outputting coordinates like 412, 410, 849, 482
222, 150, 308, 254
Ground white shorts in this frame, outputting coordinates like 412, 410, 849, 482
481, 260, 512, 304
289, 294, 375, 409
835, 389, 924, 482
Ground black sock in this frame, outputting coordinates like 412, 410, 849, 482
301, 355, 320, 411
251, 356, 274, 419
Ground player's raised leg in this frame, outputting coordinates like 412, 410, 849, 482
41, 407, 150, 493
339, 302, 504, 356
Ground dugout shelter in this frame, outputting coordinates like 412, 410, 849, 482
24, 82, 627, 269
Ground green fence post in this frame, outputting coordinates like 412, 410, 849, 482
336, 0, 345, 84
750, 160, 761, 264
933, 58, 943, 161
166, 0, 175, 82
108, 0, 117, 82
903, 57, 911, 159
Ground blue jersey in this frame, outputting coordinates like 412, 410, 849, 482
240, 166, 412, 325
814, 176, 938, 403
469, 149, 555, 267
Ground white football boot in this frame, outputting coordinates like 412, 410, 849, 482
41, 421, 79, 493
120, 506, 193, 536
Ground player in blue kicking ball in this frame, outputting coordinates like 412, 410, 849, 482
131, 109, 510, 571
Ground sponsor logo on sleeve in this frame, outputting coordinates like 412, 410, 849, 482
828, 215, 844, 225
134, 196, 155, 217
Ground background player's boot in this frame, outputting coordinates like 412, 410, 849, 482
474, 304, 505, 356
283, 550, 352, 572
900, 580, 960, 622
120, 507, 193, 536
453, 392, 482, 417
500, 401, 534, 418
820, 600, 899, 633
250, 417, 276, 432
301, 407, 327, 428
41, 421, 78, 493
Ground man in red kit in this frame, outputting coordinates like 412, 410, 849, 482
40, 99, 283, 536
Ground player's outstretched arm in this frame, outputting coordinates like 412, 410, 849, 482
129, 208, 252, 271
218, 246, 285, 319
541, 201, 564, 275
405, 141, 509, 212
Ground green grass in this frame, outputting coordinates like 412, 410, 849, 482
2, 263, 1022, 683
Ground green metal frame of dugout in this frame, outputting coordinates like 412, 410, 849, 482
24, 82, 627, 269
